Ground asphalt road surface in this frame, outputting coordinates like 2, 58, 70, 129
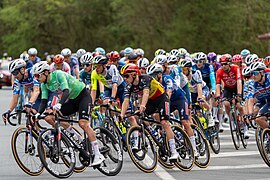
0, 87, 269, 180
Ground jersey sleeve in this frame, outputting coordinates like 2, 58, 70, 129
111, 65, 121, 85
209, 65, 216, 90
216, 69, 221, 84
164, 76, 173, 90
41, 83, 49, 99
235, 66, 241, 80
194, 71, 203, 84
91, 70, 98, 91
123, 84, 132, 100
142, 75, 150, 89
13, 80, 21, 94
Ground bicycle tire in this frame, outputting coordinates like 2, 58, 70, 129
260, 128, 270, 167
229, 112, 240, 150
209, 123, 221, 154
255, 126, 268, 164
102, 119, 124, 149
239, 122, 248, 149
37, 128, 75, 178
126, 125, 158, 173
17, 92, 23, 125
11, 127, 44, 176
190, 124, 211, 168
171, 125, 195, 171
96, 127, 123, 176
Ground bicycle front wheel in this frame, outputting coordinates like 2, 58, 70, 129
37, 128, 75, 178
126, 125, 158, 173
229, 112, 240, 150
256, 126, 268, 164
260, 128, 270, 167
209, 123, 221, 154
11, 127, 44, 176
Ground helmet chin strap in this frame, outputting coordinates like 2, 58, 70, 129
258, 72, 264, 83
100, 65, 105, 74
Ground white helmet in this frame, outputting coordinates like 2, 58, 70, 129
20, 53, 30, 62
249, 62, 266, 72
155, 55, 167, 65
8, 59, 26, 73
146, 63, 163, 75
242, 66, 251, 76
61, 48, 72, 56
245, 54, 258, 65
28, 48, 38, 55
76, 48, 86, 58
178, 48, 188, 58
169, 49, 180, 57
135, 48, 144, 57
137, 58, 149, 68
179, 57, 193, 67
80, 52, 93, 64
167, 55, 178, 63
31, 62, 50, 75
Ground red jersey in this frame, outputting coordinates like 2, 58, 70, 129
216, 64, 241, 88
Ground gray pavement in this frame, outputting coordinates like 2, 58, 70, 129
0, 87, 269, 180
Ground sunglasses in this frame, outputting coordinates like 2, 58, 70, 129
252, 71, 260, 76
123, 74, 131, 79
11, 70, 20, 76
84, 64, 91, 67
196, 60, 204, 64
111, 58, 119, 61
34, 72, 44, 79
221, 63, 229, 66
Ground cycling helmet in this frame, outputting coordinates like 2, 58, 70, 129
20, 53, 30, 62
137, 58, 149, 68
232, 54, 242, 63
135, 48, 144, 57
76, 48, 86, 58
245, 54, 258, 65
8, 59, 26, 73
167, 55, 178, 63
155, 55, 168, 65
120, 63, 140, 75
197, 52, 207, 61
179, 57, 193, 67
28, 48, 38, 55
250, 62, 266, 72
207, 52, 217, 63
219, 54, 232, 63
242, 66, 251, 76
94, 47, 105, 56
178, 48, 188, 58
61, 48, 72, 56
92, 55, 108, 65
240, 49, 250, 57
119, 50, 125, 58
155, 49, 166, 57
31, 62, 50, 75
169, 49, 180, 57
53, 54, 65, 64
264, 56, 270, 66
124, 47, 133, 56
109, 51, 120, 60
80, 52, 93, 64
146, 63, 163, 75
128, 52, 138, 61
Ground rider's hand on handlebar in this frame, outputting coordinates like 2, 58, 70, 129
236, 94, 242, 102
53, 103, 62, 111
215, 96, 220, 106
2, 110, 11, 125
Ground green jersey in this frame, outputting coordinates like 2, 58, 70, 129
41, 70, 85, 100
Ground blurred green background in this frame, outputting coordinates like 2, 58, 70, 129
0, 0, 270, 59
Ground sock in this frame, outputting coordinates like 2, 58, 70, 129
190, 136, 197, 153
213, 107, 218, 119
132, 131, 139, 146
168, 139, 176, 153
218, 114, 223, 124
91, 140, 100, 155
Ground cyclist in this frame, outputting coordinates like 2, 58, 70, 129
2, 59, 40, 121
107, 51, 126, 71
20, 53, 33, 69
79, 53, 93, 90
50, 54, 71, 74
240, 49, 250, 63
31, 61, 105, 166
215, 54, 249, 138
146, 63, 199, 157
119, 63, 179, 161
61, 48, 80, 79
264, 56, 270, 68
137, 57, 149, 74
76, 48, 87, 68
28, 48, 41, 65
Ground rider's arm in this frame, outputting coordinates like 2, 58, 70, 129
197, 83, 203, 99
120, 98, 130, 117
216, 84, 221, 97
38, 99, 48, 114
215, 69, 221, 97
111, 83, 118, 99
141, 88, 149, 107
9, 94, 19, 112
29, 85, 40, 104
237, 79, 242, 95
90, 70, 98, 103
75, 68, 80, 79
98, 80, 104, 95
59, 89, 70, 104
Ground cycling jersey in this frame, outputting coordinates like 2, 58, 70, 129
26, 61, 33, 69
50, 62, 71, 74
67, 56, 79, 77
40, 70, 85, 100
123, 74, 165, 100
253, 72, 270, 103
169, 64, 188, 88
79, 69, 91, 85
162, 74, 186, 101
243, 78, 254, 100
194, 63, 216, 90
91, 64, 123, 90
189, 70, 207, 93
32, 57, 41, 65
13, 68, 39, 94
216, 64, 241, 88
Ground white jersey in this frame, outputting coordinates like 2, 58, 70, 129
50, 62, 71, 74
190, 70, 206, 93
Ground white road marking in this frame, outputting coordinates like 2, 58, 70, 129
191, 163, 268, 171
211, 150, 259, 158
220, 141, 256, 146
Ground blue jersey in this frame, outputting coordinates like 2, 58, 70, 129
79, 69, 91, 85
117, 61, 126, 72
68, 56, 79, 77
194, 63, 216, 91
33, 57, 41, 65
253, 72, 270, 103
13, 68, 40, 94
243, 78, 254, 100
26, 61, 33, 69
162, 74, 186, 101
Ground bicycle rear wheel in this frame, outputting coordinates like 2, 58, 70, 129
37, 128, 75, 178
126, 125, 158, 173
171, 125, 195, 171
229, 112, 240, 150
11, 127, 44, 176
96, 127, 123, 176
240, 122, 248, 149
191, 124, 211, 168
260, 128, 270, 167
